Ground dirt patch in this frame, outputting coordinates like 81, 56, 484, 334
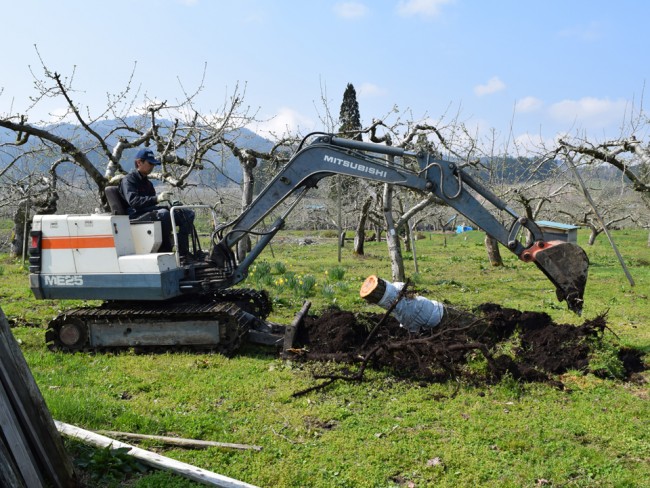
292, 303, 646, 387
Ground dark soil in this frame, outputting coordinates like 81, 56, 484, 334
291, 303, 646, 387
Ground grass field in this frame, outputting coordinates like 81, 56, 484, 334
1, 229, 648, 487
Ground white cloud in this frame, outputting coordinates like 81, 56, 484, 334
253, 107, 315, 137
243, 11, 266, 24
548, 97, 628, 128
131, 99, 164, 117
47, 107, 76, 123
474, 76, 506, 96
397, 0, 454, 18
557, 21, 602, 42
515, 96, 543, 113
333, 2, 369, 19
357, 82, 387, 98
512, 132, 556, 153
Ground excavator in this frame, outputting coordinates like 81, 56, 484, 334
27, 133, 590, 354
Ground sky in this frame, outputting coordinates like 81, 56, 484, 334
2, 0, 648, 152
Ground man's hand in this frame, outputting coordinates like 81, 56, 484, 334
157, 191, 172, 203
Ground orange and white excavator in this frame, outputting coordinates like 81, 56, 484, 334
28, 134, 589, 354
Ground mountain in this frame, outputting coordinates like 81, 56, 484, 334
0, 119, 275, 185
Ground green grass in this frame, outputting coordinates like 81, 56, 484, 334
2, 229, 649, 487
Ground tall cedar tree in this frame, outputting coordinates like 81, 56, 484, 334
338, 83, 362, 141
337, 83, 373, 254
333, 83, 364, 250
335, 83, 363, 199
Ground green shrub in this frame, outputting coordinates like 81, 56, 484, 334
320, 229, 338, 238
273, 261, 287, 275
249, 261, 272, 283
283, 271, 298, 289
334, 281, 350, 293
326, 265, 346, 281
321, 283, 336, 299
74, 445, 148, 485
589, 341, 626, 379
297, 274, 317, 297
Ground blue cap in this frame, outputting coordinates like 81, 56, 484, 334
135, 149, 161, 165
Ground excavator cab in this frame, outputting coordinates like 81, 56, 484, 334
105, 185, 208, 265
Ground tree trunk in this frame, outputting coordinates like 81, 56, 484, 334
403, 224, 411, 252
337, 176, 343, 263
10, 201, 29, 259
237, 165, 254, 261
386, 224, 405, 281
354, 197, 373, 255
409, 221, 419, 274
11, 188, 59, 259
384, 192, 405, 281
382, 152, 406, 281
484, 234, 503, 267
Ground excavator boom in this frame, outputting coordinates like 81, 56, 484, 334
210, 134, 589, 313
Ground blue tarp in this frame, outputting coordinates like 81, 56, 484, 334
456, 225, 474, 233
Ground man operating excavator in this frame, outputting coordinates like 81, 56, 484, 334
120, 148, 195, 259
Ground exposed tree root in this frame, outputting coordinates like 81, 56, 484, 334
288, 303, 646, 397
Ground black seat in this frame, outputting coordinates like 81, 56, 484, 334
105, 186, 129, 216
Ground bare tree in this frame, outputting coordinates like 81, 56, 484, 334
364, 118, 456, 281
218, 136, 294, 260
556, 136, 650, 244
539, 91, 650, 244
0, 52, 254, 256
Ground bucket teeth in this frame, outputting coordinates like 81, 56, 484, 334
529, 241, 589, 314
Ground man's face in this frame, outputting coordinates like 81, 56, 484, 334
136, 159, 156, 176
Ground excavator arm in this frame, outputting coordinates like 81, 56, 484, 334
208, 134, 588, 313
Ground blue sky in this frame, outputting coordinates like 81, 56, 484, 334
2, 0, 648, 150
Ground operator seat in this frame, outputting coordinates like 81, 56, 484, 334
105, 186, 129, 216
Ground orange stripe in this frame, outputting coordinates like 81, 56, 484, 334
42, 235, 115, 249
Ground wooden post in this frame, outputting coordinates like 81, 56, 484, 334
0, 437, 27, 488
96, 431, 262, 451
0, 305, 77, 487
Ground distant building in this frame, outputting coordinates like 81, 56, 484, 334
535, 220, 579, 243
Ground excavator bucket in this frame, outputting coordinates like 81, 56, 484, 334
521, 241, 589, 314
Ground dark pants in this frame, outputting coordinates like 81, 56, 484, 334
132, 206, 195, 255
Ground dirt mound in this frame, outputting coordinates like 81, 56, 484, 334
293, 304, 645, 386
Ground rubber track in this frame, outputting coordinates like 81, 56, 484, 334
45, 289, 271, 355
